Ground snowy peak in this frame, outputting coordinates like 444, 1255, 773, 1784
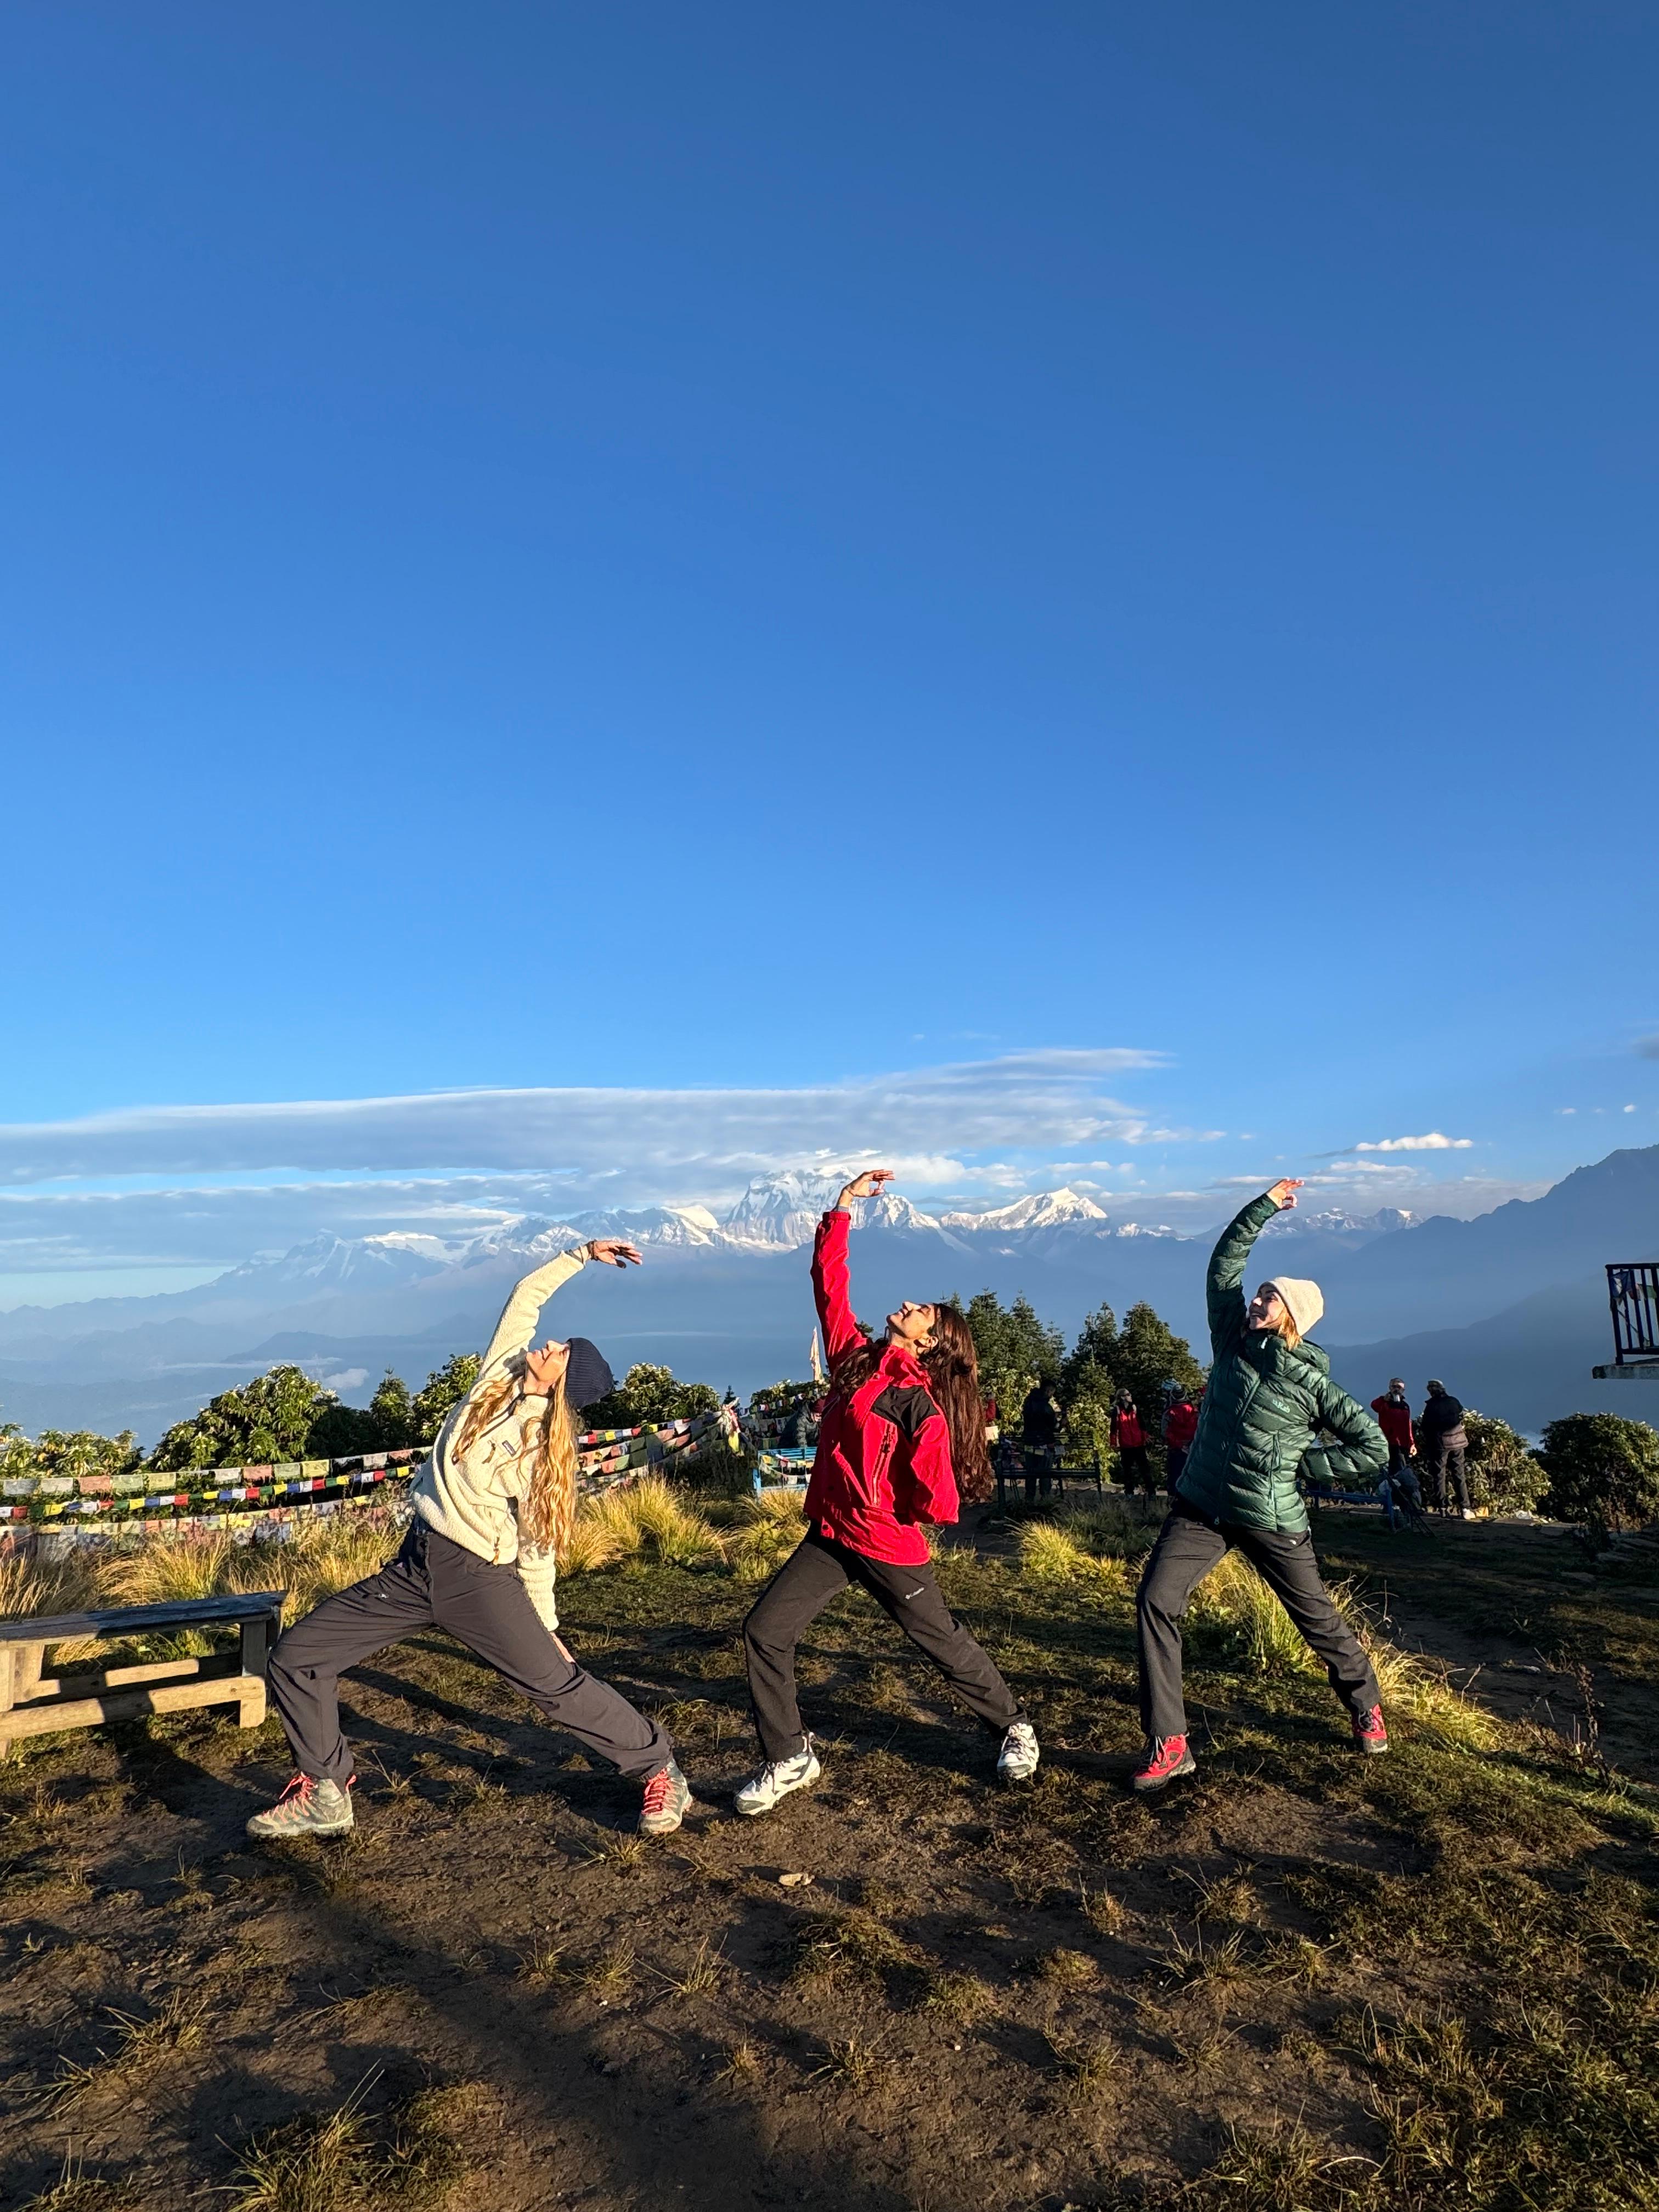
721, 1172, 844, 1248
941, 1188, 1110, 1233
569, 1205, 723, 1248
456, 1217, 588, 1264
219, 1234, 448, 1292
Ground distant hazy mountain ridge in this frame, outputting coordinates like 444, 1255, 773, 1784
2, 1149, 1655, 1441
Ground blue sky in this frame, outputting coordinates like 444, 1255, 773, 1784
2, 3, 1656, 1303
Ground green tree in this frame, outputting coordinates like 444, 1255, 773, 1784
304, 1398, 389, 1460
0, 1424, 142, 1484
1536, 1413, 1659, 1534
962, 1291, 1064, 1437
1463, 1411, 1549, 1515
582, 1363, 721, 1431
410, 1354, 483, 1445
369, 1369, 414, 1447
1114, 1302, 1206, 1434
149, 1365, 332, 1471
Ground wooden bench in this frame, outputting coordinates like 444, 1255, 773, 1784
994, 1449, 1104, 1510
0, 1591, 286, 1757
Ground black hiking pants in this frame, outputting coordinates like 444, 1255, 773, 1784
1135, 1500, 1381, 1743
1426, 1444, 1470, 1513
266, 1520, 672, 1786
742, 1531, 1025, 1762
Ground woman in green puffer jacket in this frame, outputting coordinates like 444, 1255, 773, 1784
1130, 1179, 1391, 1792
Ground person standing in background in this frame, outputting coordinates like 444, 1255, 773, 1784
1161, 1383, 1199, 1492
1020, 1379, 1060, 1503
1370, 1379, 1417, 1483
1111, 1389, 1152, 1493
1419, 1380, 1471, 1517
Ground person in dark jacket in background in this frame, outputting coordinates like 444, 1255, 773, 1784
1161, 1383, 1199, 1492
1111, 1390, 1152, 1493
1419, 1380, 1471, 1517
735, 1170, 1039, 1816
1131, 1180, 1391, 1793
1021, 1380, 1060, 1503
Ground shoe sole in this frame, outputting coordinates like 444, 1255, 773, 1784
246, 1819, 354, 1841
1353, 1740, 1390, 1756
734, 1764, 821, 1818
1131, 1758, 1197, 1793
998, 1763, 1039, 1787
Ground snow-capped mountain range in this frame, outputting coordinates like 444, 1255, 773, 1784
5, 1148, 1655, 1441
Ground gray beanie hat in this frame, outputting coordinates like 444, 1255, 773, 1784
1263, 1276, 1324, 1337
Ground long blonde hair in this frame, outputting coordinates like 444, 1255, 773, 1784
451, 1372, 580, 1561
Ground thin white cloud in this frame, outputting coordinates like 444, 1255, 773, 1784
1634, 1036, 1659, 1060
0, 1050, 1169, 1187
1353, 1133, 1474, 1152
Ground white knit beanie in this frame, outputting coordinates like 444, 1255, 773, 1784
1264, 1276, 1324, 1337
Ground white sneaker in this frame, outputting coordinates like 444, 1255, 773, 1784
997, 1720, 1040, 1786
733, 1739, 821, 1818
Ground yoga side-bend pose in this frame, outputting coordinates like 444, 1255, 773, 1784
735, 1170, 1038, 1816
246, 1239, 692, 1842
1132, 1179, 1391, 1792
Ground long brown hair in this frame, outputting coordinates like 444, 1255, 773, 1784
831, 1302, 994, 1507
451, 1371, 580, 1561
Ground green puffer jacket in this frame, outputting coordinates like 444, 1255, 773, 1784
1174, 1194, 1387, 1534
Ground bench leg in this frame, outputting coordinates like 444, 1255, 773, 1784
237, 1676, 268, 1729
0, 1649, 12, 1760
13, 1644, 43, 1702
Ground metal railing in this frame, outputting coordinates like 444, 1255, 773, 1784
1605, 1263, 1659, 1367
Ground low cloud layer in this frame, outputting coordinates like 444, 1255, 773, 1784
0, 1050, 1167, 1187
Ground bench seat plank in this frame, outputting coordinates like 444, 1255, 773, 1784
0, 1592, 286, 1644
0, 1671, 268, 1743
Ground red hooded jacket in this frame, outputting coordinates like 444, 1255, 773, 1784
1110, 1406, 1146, 1450
1163, 1400, 1198, 1451
1370, 1394, 1415, 1453
802, 1211, 958, 1566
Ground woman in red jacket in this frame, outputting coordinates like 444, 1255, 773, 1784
735, 1170, 1038, 1815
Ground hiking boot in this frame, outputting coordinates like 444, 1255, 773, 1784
997, 1719, 1040, 1786
1351, 1705, 1390, 1756
733, 1739, 821, 1818
637, 1759, 693, 1837
1131, 1735, 1196, 1793
246, 1774, 354, 1841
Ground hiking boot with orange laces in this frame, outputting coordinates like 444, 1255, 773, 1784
637, 1758, 692, 1837
1351, 1705, 1390, 1756
1131, 1735, 1196, 1793
246, 1774, 354, 1841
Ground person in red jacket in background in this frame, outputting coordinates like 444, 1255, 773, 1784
1370, 1379, 1416, 1480
735, 1170, 1038, 1816
1161, 1383, 1199, 1491
1111, 1390, 1153, 1493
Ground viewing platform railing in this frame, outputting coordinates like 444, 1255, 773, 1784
1594, 1262, 1659, 1380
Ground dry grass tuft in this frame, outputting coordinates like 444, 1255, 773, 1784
726, 1488, 808, 1582
224, 2087, 373, 2212
810, 2033, 889, 2092
919, 1970, 997, 2027
577, 1939, 636, 2003
1037, 1946, 1097, 1989
1048, 2029, 1122, 2100
714, 2039, 760, 2085
14, 2156, 137, 2211
1077, 1880, 1124, 1937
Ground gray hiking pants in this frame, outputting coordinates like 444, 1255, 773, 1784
266, 1519, 671, 1786
1135, 1501, 1381, 1742
742, 1531, 1024, 1762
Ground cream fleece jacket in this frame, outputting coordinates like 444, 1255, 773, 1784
409, 1245, 589, 1632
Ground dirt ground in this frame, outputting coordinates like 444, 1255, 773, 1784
2, 1512, 1656, 2211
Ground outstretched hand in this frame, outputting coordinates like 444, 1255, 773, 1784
1265, 1178, 1304, 1211
586, 1239, 643, 1268
835, 1169, 894, 1211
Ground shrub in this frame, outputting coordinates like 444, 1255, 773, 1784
1463, 1410, 1548, 1515
726, 1487, 808, 1582
1536, 1413, 1659, 1533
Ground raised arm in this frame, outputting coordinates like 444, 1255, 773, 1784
1207, 1181, 1299, 1353
814, 1170, 891, 1369
478, 1237, 641, 1384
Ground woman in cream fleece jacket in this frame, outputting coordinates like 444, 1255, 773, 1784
245, 1239, 693, 1843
